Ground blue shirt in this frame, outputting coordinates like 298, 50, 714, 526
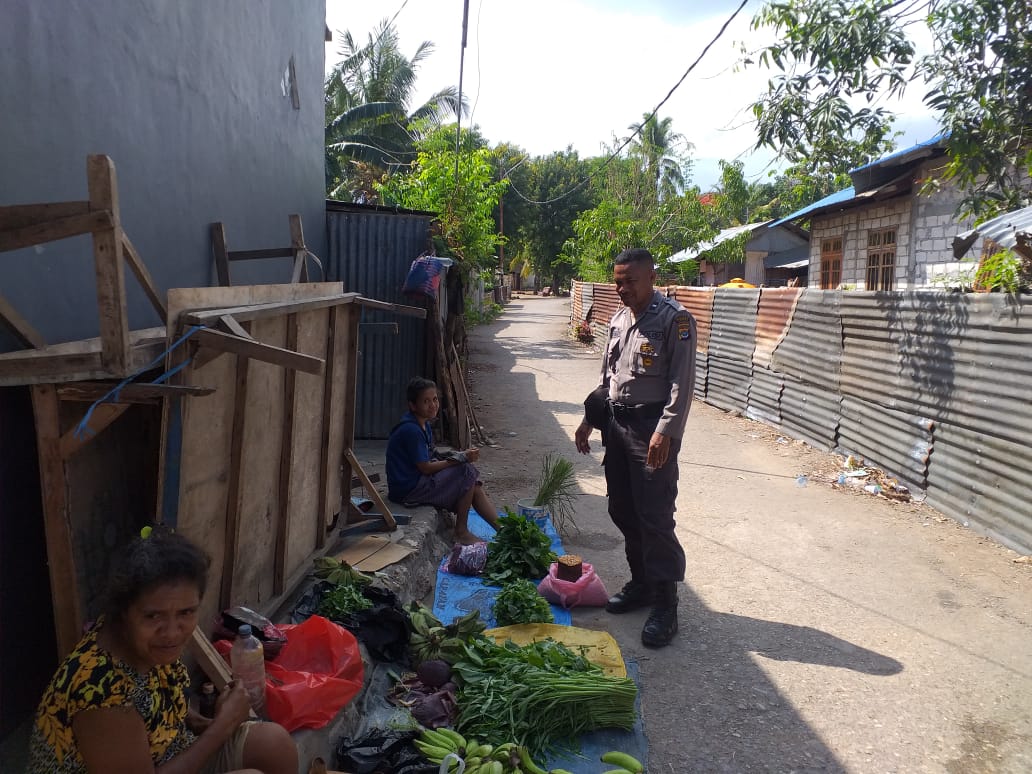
385, 411, 432, 501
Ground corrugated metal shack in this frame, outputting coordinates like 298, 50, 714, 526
570, 283, 1032, 554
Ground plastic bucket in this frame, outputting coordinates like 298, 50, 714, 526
516, 498, 550, 529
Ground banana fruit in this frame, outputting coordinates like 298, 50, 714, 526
600, 750, 644, 773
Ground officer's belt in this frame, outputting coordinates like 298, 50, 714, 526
607, 400, 665, 420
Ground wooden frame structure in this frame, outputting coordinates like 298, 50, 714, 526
211, 214, 313, 287
1, 156, 426, 659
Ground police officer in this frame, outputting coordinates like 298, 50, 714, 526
575, 248, 696, 648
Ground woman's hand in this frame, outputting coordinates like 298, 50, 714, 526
213, 680, 253, 730
464, 447, 481, 463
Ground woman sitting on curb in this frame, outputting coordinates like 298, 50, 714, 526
28, 531, 297, 774
386, 376, 501, 545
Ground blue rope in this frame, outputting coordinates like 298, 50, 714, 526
73, 325, 206, 440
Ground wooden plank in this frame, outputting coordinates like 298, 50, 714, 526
355, 297, 428, 318
121, 233, 167, 322
167, 283, 344, 328
452, 343, 487, 445
274, 315, 299, 593
289, 214, 307, 283
30, 384, 82, 658
211, 222, 231, 287
57, 382, 215, 402
339, 306, 361, 501
285, 309, 327, 566
87, 155, 130, 375
220, 355, 250, 610
182, 294, 359, 326
0, 327, 167, 386
217, 314, 253, 340
316, 306, 339, 549
188, 628, 234, 689
448, 355, 471, 450
0, 293, 45, 348
191, 328, 323, 375
227, 247, 294, 262
0, 201, 90, 231
58, 403, 131, 460
344, 448, 396, 530
0, 210, 113, 253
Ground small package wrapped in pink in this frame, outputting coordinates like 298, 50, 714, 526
537, 560, 610, 608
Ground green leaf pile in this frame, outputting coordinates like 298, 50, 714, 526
492, 579, 554, 627
482, 509, 557, 586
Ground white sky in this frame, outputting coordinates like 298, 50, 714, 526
325, 0, 941, 191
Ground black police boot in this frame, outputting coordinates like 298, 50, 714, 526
605, 579, 655, 614
641, 582, 678, 648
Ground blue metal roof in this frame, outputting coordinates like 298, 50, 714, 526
769, 186, 856, 228
849, 132, 949, 174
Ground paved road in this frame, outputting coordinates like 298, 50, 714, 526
465, 295, 1032, 774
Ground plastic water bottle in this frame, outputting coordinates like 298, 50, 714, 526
230, 624, 266, 713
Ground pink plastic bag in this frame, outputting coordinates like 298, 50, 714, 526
537, 561, 610, 608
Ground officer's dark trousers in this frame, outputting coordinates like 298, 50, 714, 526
604, 414, 686, 583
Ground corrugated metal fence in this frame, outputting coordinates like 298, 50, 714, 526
570, 283, 1032, 553
326, 204, 434, 438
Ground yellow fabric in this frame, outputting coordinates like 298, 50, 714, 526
483, 624, 627, 677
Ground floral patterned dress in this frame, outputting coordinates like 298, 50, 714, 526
27, 621, 194, 773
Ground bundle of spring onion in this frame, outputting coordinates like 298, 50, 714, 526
451, 636, 637, 759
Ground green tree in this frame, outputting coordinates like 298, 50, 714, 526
325, 20, 466, 200
746, 0, 1032, 217
375, 126, 508, 269
624, 114, 692, 202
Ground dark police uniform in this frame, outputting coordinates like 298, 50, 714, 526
599, 290, 697, 584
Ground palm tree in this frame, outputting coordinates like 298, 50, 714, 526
625, 114, 692, 202
325, 20, 467, 200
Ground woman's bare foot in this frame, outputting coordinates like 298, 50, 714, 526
454, 529, 484, 545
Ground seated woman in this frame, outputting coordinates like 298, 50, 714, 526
386, 376, 501, 545
28, 531, 297, 774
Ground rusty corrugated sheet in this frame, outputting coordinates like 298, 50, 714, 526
709, 288, 759, 362
705, 356, 751, 413
571, 280, 584, 321
781, 375, 841, 450
770, 290, 842, 390
326, 207, 433, 438
671, 287, 715, 353
838, 395, 933, 491
754, 288, 801, 368
590, 283, 621, 325
926, 422, 1032, 554
747, 366, 782, 426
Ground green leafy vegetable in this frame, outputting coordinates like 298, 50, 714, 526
316, 582, 372, 620
492, 579, 554, 626
452, 637, 637, 758
483, 509, 557, 586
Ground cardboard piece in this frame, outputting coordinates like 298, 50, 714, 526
335, 534, 415, 572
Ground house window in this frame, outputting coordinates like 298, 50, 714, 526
866, 228, 897, 290
820, 237, 842, 289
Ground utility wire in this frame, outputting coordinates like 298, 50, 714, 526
505, 0, 750, 206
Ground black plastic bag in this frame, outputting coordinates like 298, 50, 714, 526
293, 583, 411, 664
336, 728, 438, 774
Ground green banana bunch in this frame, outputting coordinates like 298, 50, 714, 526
312, 556, 372, 586
414, 727, 467, 764
600, 749, 644, 772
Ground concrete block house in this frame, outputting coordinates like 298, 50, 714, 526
772, 135, 990, 290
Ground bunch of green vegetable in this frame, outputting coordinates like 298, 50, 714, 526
483, 509, 557, 586
316, 581, 372, 620
452, 637, 638, 759
492, 579, 554, 626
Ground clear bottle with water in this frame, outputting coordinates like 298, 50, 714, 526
229, 624, 266, 713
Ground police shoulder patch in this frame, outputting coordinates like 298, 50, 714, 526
676, 311, 693, 341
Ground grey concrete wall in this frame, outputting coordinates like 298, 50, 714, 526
0, 1, 327, 348
810, 197, 912, 289
909, 159, 982, 288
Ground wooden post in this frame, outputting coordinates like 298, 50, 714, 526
86, 155, 130, 375
338, 305, 361, 508
0, 293, 45, 349
316, 305, 339, 549
274, 314, 299, 593
211, 222, 231, 287
220, 355, 250, 609
30, 384, 83, 658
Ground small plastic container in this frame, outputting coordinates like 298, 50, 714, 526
230, 624, 266, 713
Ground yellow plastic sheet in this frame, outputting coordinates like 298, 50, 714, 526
482, 624, 627, 678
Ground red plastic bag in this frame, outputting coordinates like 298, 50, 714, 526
215, 614, 364, 732
536, 561, 610, 608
